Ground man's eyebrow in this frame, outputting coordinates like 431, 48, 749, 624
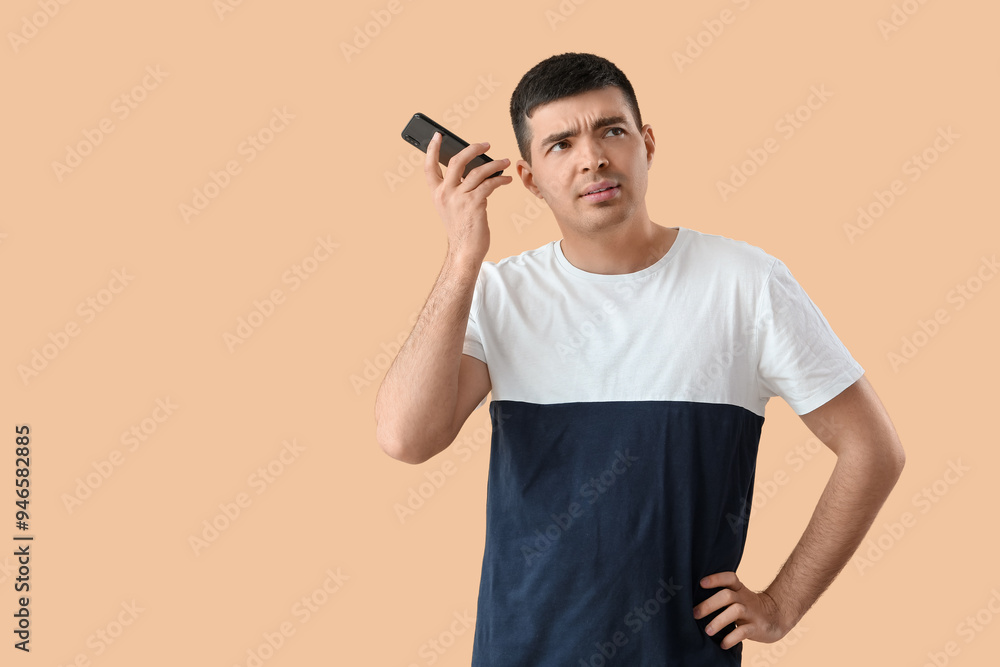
538, 115, 629, 151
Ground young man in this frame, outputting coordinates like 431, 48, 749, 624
375, 53, 905, 665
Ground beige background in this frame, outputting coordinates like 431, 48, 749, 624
2, 0, 998, 664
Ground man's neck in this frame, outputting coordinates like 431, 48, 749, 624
560, 222, 678, 275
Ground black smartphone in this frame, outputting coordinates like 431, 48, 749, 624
401, 113, 504, 180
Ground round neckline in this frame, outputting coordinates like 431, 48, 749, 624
554, 226, 689, 282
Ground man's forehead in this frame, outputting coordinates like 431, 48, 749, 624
528, 88, 631, 137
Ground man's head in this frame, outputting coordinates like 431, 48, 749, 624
510, 53, 642, 167
508, 53, 655, 237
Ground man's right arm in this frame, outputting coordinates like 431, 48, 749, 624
374, 131, 511, 464
374, 252, 489, 464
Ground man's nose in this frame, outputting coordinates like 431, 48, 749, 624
579, 141, 608, 171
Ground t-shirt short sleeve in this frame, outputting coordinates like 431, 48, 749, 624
755, 258, 865, 415
462, 267, 489, 411
463, 268, 486, 363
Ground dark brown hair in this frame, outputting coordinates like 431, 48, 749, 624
510, 53, 642, 165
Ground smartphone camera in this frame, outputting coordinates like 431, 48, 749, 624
404, 134, 420, 147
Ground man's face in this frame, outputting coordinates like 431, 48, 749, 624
515, 86, 655, 235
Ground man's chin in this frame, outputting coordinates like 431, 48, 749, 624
577, 210, 630, 231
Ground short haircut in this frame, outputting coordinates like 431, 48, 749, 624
509, 52, 643, 165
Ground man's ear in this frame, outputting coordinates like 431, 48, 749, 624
642, 123, 656, 170
642, 123, 655, 170
516, 159, 544, 199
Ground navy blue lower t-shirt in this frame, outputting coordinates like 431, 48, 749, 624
462, 227, 864, 665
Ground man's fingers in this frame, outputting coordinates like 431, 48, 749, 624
445, 141, 492, 188
472, 173, 513, 198
702, 572, 738, 589
457, 156, 511, 192
704, 604, 742, 637
424, 131, 444, 187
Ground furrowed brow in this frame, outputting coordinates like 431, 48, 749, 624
539, 115, 628, 150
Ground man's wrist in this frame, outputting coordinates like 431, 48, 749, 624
444, 249, 483, 275
761, 586, 801, 635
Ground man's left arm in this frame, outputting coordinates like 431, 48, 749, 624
693, 374, 906, 648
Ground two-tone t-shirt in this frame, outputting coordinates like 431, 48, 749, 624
462, 226, 864, 665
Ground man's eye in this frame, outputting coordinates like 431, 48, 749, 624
551, 128, 623, 153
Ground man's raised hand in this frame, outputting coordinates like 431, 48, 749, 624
424, 131, 513, 263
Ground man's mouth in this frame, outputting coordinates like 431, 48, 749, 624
581, 185, 620, 202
